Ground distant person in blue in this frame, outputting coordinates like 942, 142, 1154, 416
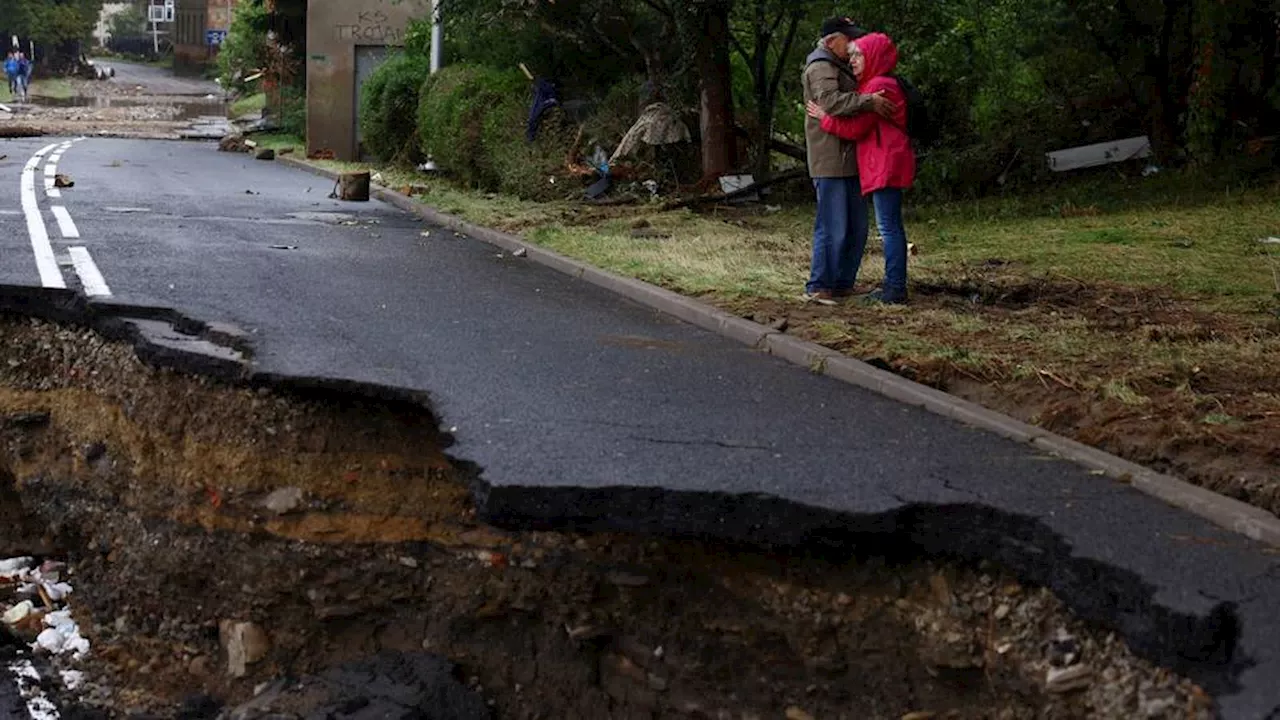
4, 52, 18, 97
16, 52, 31, 100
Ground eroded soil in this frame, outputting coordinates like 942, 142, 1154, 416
0, 315, 1214, 719
724, 269, 1280, 516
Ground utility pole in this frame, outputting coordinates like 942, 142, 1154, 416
423, 0, 443, 170
430, 0, 443, 74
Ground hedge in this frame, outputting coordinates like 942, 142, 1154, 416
417, 64, 578, 200
360, 53, 434, 164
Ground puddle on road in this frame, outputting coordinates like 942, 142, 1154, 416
286, 212, 359, 224
31, 94, 229, 121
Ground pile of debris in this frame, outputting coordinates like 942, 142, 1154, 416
2, 556, 90, 717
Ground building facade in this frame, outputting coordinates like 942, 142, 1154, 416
174, 0, 238, 72
306, 0, 430, 161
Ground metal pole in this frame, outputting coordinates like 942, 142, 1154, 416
429, 0, 443, 74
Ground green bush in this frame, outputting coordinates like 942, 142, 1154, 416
360, 52, 433, 164
417, 64, 579, 200
216, 0, 270, 92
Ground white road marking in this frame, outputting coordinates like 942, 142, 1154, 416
68, 247, 110, 297
50, 206, 79, 239
22, 144, 65, 288
44, 162, 57, 189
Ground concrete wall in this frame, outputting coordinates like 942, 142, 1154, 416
306, 0, 430, 161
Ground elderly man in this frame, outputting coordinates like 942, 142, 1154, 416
801, 17, 894, 305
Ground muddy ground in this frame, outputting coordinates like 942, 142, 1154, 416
0, 314, 1217, 719
0, 76, 228, 140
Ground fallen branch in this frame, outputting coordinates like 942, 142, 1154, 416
770, 138, 807, 162
660, 168, 807, 211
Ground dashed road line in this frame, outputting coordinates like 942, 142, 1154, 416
68, 247, 111, 297
21, 143, 65, 289
50, 206, 80, 239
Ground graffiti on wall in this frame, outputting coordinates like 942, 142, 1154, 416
334, 11, 405, 44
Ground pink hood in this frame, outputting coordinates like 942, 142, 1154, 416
854, 33, 898, 90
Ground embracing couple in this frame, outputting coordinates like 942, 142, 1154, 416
801, 17, 916, 306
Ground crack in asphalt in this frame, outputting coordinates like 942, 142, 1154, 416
627, 435, 774, 452
939, 477, 984, 499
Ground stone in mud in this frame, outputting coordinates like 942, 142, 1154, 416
261, 487, 305, 516
220, 620, 270, 678
1046, 664, 1093, 693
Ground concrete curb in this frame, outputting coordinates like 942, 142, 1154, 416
276, 155, 1280, 547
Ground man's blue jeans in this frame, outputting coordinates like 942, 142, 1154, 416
871, 188, 908, 301
808, 178, 868, 294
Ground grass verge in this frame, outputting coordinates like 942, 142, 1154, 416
280, 152, 1280, 515
230, 92, 266, 118
1, 78, 76, 103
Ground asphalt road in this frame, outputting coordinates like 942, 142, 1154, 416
1, 136, 1279, 718
102, 59, 223, 97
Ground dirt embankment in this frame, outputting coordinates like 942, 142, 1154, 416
0, 315, 1212, 719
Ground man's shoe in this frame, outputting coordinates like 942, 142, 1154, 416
802, 290, 838, 306
861, 289, 907, 306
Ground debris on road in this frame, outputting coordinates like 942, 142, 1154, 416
512, 248, 528, 258
336, 172, 371, 202
255, 148, 276, 161
0, 126, 44, 138
53, 174, 74, 189
219, 134, 248, 153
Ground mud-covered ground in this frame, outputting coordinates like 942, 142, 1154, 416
0, 315, 1214, 719
0, 75, 228, 140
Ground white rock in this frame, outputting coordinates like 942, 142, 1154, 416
261, 486, 305, 515
0, 557, 34, 578
61, 670, 85, 690
35, 627, 67, 654
3, 600, 35, 624
220, 620, 270, 678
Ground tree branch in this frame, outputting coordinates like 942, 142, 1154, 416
637, 0, 675, 21
765, 11, 801, 109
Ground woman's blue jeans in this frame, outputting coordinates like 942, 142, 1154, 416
871, 188, 908, 300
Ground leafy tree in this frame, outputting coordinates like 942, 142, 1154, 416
0, 0, 105, 69
107, 4, 148, 41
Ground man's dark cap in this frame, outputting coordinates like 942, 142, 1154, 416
820, 17, 866, 39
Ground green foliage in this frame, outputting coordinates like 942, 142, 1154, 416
417, 64, 578, 199
278, 84, 306, 137
0, 0, 103, 59
217, 0, 271, 92
360, 52, 433, 164
107, 4, 147, 41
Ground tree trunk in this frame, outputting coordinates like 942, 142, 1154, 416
694, 1, 737, 181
